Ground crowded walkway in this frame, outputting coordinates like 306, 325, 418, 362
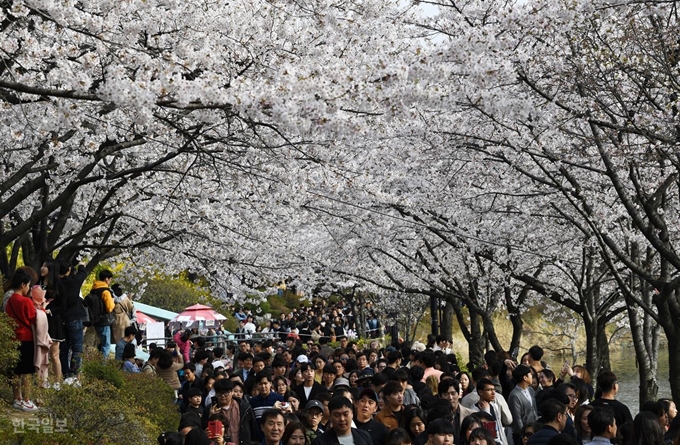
3, 265, 676, 445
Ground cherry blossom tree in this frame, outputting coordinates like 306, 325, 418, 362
407, 0, 680, 403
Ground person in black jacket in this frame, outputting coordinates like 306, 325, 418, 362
527, 399, 568, 445
207, 378, 259, 445
312, 397, 373, 445
355, 388, 389, 445
293, 362, 329, 407
58, 259, 88, 379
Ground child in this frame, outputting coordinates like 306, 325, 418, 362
182, 387, 207, 418
31, 286, 52, 387
122, 343, 140, 373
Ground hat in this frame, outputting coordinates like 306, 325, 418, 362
287, 333, 298, 340
357, 369, 375, 380
187, 388, 202, 398
304, 400, 324, 412
296, 355, 310, 364
359, 388, 379, 403
411, 341, 426, 352
385, 346, 397, 352
333, 377, 350, 390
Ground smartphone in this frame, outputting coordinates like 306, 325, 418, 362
211, 396, 218, 406
281, 402, 290, 409
208, 420, 223, 438
482, 421, 497, 438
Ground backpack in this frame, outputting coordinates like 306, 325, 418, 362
83, 287, 115, 327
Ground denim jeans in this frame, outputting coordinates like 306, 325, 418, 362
60, 319, 84, 377
94, 325, 111, 358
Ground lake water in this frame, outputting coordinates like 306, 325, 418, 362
549, 347, 671, 415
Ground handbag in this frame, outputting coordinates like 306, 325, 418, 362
81, 299, 91, 326
97, 312, 116, 327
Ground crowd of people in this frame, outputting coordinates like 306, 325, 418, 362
231, 302, 383, 342
3, 264, 136, 411
152, 331, 678, 445
4, 267, 677, 445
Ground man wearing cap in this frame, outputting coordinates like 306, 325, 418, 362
303, 399, 326, 444
355, 388, 389, 445
312, 397, 372, 445
293, 362, 329, 407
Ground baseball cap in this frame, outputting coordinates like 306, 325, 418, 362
357, 369, 375, 380
296, 355, 310, 364
304, 400, 324, 412
359, 388, 379, 403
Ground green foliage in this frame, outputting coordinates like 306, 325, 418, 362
119, 372, 179, 433
82, 358, 125, 389
0, 313, 20, 386
456, 353, 469, 373
4, 356, 180, 445
134, 274, 216, 314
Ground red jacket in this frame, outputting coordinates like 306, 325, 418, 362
5, 293, 37, 341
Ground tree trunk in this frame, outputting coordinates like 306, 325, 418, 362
625, 269, 660, 407
468, 310, 484, 368
655, 288, 680, 403
442, 300, 454, 340
355, 291, 367, 339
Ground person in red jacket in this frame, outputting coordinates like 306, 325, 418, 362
4, 268, 39, 412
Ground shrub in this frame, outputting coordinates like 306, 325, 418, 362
119, 371, 179, 433
82, 357, 125, 388
0, 312, 20, 387
4, 356, 180, 445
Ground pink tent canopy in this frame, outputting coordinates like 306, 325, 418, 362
171, 304, 227, 324
135, 311, 157, 325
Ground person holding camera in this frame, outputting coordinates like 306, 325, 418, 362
208, 378, 258, 445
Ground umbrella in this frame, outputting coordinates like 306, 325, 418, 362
135, 311, 157, 325
171, 304, 227, 324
